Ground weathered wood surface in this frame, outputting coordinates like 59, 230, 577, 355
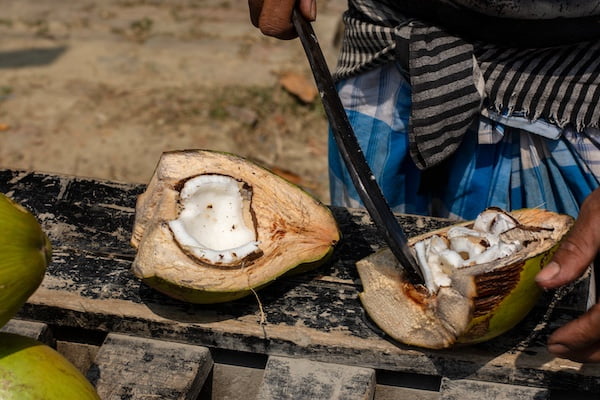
87, 333, 213, 400
1, 169, 599, 395
0, 319, 53, 345
256, 356, 376, 400
439, 377, 550, 400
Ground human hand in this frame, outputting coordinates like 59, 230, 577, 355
536, 187, 600, 363
248, 0, 316, 40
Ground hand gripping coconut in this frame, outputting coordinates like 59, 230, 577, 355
356, 208, 574, 349
0, 193, 100, 399
131, 150, 340, 303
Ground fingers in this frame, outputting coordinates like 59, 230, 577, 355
535, 190, 600, 363
536, 188, 600, 289
248, 0, 263, 27
298, 0, 317, 21
547, 303, 600, 363
248, 0, 316, 40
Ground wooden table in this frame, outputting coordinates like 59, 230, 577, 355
1, 169, 598, 399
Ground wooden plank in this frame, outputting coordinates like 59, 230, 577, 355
440, 377, 549, 400
256, 356, 375, 400
1, 169, 598, 394
375, 386, 439, 400
87, 333, 213, 400
0, 319, 53, 345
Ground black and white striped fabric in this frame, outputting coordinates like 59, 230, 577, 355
408, 22, 481, 169
475, 40, 600, 131
334, 1, 600, 170
334, 6, 408, 80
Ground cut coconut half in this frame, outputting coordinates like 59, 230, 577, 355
131, 150, 340, 304
357, 208, 574, 349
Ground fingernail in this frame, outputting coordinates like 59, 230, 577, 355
548, 343, 570, 357
536, 261, 560, 283
309, 0, 317, 20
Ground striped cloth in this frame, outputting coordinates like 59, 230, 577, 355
334, 1, 600, 169
476, 41, 600, 130
408, 22, 481, 169
328, 63, 600, 220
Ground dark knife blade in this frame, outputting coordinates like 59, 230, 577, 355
291, 10, 425, 284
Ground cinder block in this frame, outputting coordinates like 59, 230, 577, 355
87, 333, 213, 400
257, 356, 376, 400
440, 377, 549, 400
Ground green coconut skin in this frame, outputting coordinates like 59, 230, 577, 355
0, 193, 52, 329
457, 244, 558, 344
0, 333, 99, 400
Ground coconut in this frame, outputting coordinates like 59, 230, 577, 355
0, 195, 97, 398
131, 150, 340, 304
0, 333, 99, 399
356, 208, 574, 349
0, 193, 51, 329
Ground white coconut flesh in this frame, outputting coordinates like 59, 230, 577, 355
415, 209, 525, 293
168, 174, 260, 265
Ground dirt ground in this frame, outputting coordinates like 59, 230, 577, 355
0, 0, 347, 203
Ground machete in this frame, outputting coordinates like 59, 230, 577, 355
292, 9, 425, 284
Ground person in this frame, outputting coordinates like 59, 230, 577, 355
248, 0, 600, 362
536, 186, 600, 363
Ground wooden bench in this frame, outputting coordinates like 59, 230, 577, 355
1, 169, 598, 399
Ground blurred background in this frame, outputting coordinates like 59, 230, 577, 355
0, 0, 346, 203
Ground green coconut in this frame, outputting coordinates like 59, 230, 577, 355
0, 193, 51, 329
131, 150, 340, 303
356, 208, 573, 349
0, 332, 99, 399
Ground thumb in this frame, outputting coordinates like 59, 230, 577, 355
536, 190, 600, 289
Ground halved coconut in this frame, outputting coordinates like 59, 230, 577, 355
131, 150, 340, 304
356, 208, 574, 349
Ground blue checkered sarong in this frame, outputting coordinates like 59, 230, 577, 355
328, 62, 600, 220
